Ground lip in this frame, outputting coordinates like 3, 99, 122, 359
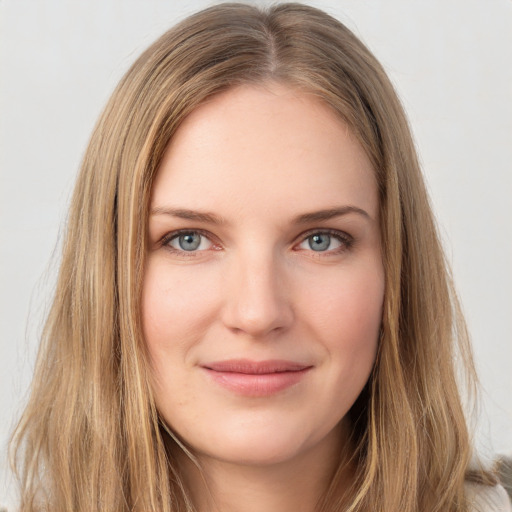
201, 359, 312, 397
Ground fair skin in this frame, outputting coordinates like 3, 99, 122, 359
142, 83, 384, 512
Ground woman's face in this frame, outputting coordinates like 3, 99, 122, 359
142, 83, 384, 467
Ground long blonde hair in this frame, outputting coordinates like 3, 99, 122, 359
11, 3, 494, 511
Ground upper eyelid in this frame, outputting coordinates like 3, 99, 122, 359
161, 228, 215, 244
294, 228, 352, 244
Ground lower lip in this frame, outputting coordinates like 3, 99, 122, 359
203, 368, 311, 397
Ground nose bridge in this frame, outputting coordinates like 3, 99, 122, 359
222, 244, 293, 337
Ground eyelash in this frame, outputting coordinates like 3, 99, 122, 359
160, 228, 354, 258
297, 228, 354, 255
160, 229, 219, 258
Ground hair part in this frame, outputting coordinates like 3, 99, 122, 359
11, 3, 494, 511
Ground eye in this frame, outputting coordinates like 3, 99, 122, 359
166, 231, 213, 252
296, 231, 351, 253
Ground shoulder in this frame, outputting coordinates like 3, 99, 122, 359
465, 482, 511, 512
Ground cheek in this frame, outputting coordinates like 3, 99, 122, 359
141, 260, 217, 417
141, 259, 224, 412
300, 260, 384, 399
141, 259, 219, 352
303, 263, 384, 343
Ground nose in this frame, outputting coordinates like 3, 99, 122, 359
221, 250, 294, 338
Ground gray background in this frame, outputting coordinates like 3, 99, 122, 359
1, 0, 511, 508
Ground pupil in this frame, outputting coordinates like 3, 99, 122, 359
179, 233, 201, 251
309, 234, 330, 251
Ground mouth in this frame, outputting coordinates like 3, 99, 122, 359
201, 359, 312, 397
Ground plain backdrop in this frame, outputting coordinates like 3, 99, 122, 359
1, 0, 511, 508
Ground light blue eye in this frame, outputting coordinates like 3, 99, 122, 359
297, 232, 344, 252
169, 232, 211, 252
308, 233, 332, 251
179, 233, 201, 251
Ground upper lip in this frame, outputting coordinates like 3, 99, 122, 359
202, 359, 311, 374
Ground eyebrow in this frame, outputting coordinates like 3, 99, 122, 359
150, 205, 371, 225
292, 206, 371, 223
150, 207, 227, 225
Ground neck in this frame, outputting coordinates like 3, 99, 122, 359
167, 423, 354, 512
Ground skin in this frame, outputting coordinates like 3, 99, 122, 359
142, 83, 384, 512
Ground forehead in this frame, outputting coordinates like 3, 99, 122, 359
152, 83, 378, 222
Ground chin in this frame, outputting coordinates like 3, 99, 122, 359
204, 436, 306, 467
187, 416, 340, 468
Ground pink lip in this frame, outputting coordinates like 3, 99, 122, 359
202, 359, 312, 397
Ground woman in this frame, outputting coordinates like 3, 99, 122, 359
10, 3, 510, 511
